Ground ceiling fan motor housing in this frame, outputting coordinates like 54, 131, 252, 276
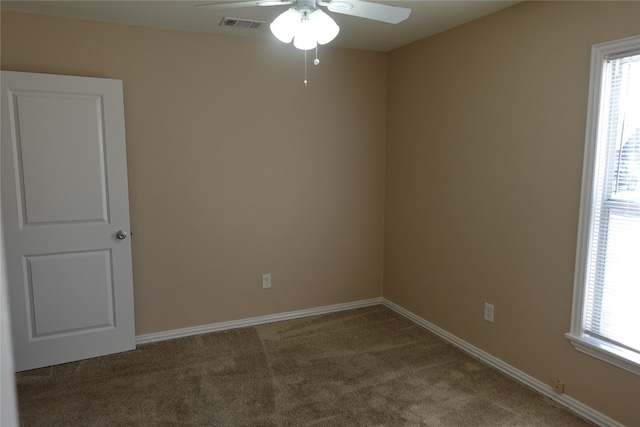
294, 0, 317, 13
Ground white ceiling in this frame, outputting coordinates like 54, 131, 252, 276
0, 1, 521, 52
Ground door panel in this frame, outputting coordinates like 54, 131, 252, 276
1, 71, 135, 371
26, 250, 115, 337
12, 91, 109, 226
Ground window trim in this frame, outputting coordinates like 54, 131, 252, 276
566, 35, 640, 377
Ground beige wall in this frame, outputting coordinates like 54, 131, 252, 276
1, 12, 387, 334
385, 1, 640, 425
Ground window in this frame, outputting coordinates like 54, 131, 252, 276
567, 35, 640, 376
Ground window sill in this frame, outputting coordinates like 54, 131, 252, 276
565, 333, 640, 376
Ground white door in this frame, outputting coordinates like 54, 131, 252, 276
1, 71, 135, 372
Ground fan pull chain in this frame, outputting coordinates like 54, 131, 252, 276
304, 49, 308, 86
303, 46, 321, 86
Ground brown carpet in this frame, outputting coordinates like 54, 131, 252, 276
16, 305, 593, 426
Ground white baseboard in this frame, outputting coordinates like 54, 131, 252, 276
381, 298, 623, 427
135, 297, 383, 345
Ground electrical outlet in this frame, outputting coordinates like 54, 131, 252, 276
262, 273, 271, 289
552, 379, 565, 394
484, 303, 494, 323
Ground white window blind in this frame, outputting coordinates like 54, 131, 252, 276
568, 36, 640, 375
585, 50, 640, 352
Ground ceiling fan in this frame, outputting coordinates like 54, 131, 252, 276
197, 0, 411, 84
198, 1, 411, 24
197, 0, 411, 48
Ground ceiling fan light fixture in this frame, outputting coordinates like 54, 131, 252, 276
270, 5, 339, 50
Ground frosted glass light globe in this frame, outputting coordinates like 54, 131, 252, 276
270, 8, 300, 44
309, 9, 339, 45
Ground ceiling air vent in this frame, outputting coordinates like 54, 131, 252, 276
220, 17, 266, 29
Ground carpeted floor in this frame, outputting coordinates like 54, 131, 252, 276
16, 305, 593, 426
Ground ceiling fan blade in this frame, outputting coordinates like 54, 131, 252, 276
195, 1, 292, 9
325, 0, 410, 24
195, 2, 262, 10
257, 0, 295, 5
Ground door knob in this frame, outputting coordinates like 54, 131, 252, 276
116, 230, 128, 240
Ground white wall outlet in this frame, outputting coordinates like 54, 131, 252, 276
552, 379, 565, 394
262, 273, 271, 289
484, 302, 494, 323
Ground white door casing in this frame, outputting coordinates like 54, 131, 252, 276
1, 71, 135, 371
